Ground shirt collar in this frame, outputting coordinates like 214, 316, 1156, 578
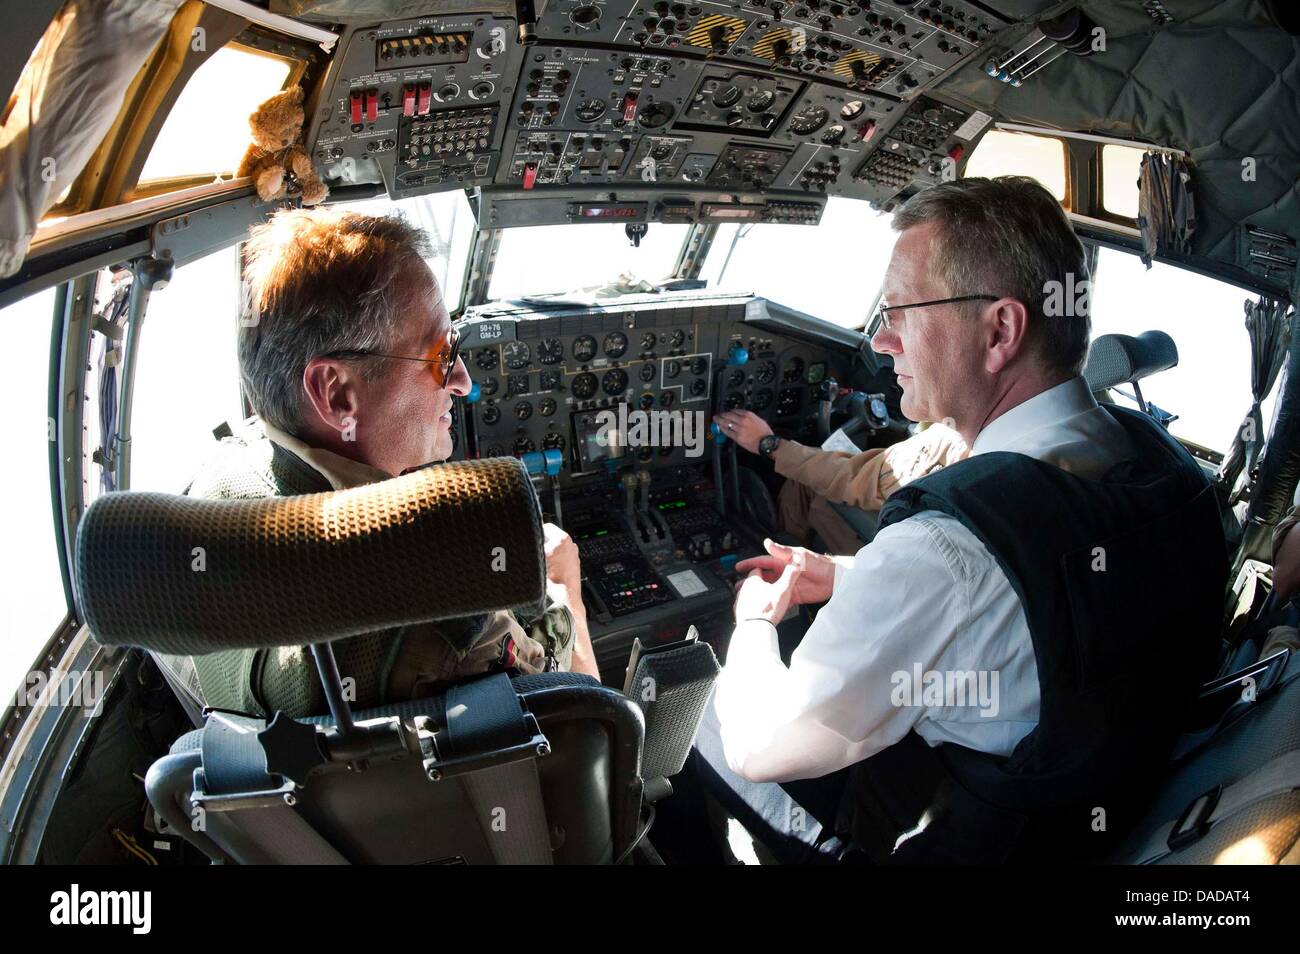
260, 420, 391, 491
970, 376, 1099, 458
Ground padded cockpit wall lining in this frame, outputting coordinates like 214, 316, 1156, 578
937, 0, 1300, 296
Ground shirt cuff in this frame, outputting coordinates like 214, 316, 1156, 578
831, 553, 856, 591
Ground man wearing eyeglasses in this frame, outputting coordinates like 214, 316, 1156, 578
659, 176, 1226, 864
182, 207, 598, 719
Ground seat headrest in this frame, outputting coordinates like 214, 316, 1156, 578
1083, 330, 1178, 392
74, 457, 545, 656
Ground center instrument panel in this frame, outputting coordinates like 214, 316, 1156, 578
448, 292, 859, 676
310, 1, 1003, 215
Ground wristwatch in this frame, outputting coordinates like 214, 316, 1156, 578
758, 434, 783, 459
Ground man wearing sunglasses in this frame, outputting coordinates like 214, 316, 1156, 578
182, 207, 598, 719
659, 176, 1226, 864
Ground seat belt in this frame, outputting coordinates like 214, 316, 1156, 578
1131, 749, 1300, 864
444, 675, 553, 865
199, 712, 348, 865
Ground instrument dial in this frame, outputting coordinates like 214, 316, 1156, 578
474, 348, 499, 371
481, 403, 500, 425
664, 359, 681, 379
513, 437, 535, 456
746, 90, 775, 113
752, 388, 773, 411
572, 372, 598, 399
575, 99, 607, 122
690, 379, 708, 397
543, 433, 566, 452
602, 368, 629, 395
727, 368, 745, 388
789, 105, 829, 135
479, 376, 499, 397
572, 334, 598, 362
689, 356, 708, 375
821, 124, 846, 145
507, 373, 530, 397
840, 100, 866, 121
639, 393, 655, 411
503, 341, 531, 370
539, 398, 557, 417
537, 337, 564, 365
639, 362, 656, 383
807, 361, 827, 385
640, 332, 658, 351
670, 329, 686, 348
539, 369, 561, 390
604, 332, 628, 358
755, 361, 776, 383
514, 401, 533, 420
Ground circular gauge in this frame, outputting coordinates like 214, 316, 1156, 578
507, 373, 530, 397
604, 332, 628, 358
664, 359, 682, 379
543, 433, 566, 452
752, 388, 773, 411
539, 369, 561, 390
782, 357, 805, 383
746, 89, 776, 113
727, 368, 746, 387
821, 124, 846, 145
639, 362, 656, 383
575, 99, 607, 122
485, 444, 504, 457
689, 356, 708, 375
725, 392, 745, 410
840, 99, 866, 121
513, 437, 535, 456
712, 84, 742, 108
755, 360, 776, 383
639, 102, 674, 128
806, 361, 827, 385
572, 334, 597, 362
539, 398, 557, 417
690, 379, 708, 397
481, 403, 500, 425
479, 376, 499, 397
670, 329, 686, 348
572, 371, 598, 399
503, 341, 531, 369
660, 391, 675, 408
602, 368, 629, 395
474, 348, 499, 371
650, 142, 674, 161
789, 104, 829, 135
537, 337, 564, 364
640, 331, 658, 351
639, 393, 656, 411
514, 401, 533, 420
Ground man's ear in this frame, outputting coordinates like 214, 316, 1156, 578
983, 298, 1031, 374
302, 357, 362, 436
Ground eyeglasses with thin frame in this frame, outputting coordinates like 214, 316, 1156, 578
323, 326, 463, 389
874, 295, 1000, 330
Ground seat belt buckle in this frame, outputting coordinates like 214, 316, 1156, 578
415, 710, 550, 782
1167, 783, 1222, 851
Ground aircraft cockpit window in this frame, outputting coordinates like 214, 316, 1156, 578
964, 130, 1068, 203
2, 288, 68, 710
487, 222, 690, 303
135, 44, 295, 195
1090, 247, 1271, 454
1100, 144, 1145, 220
337, 191, 475, 315
127, 247, 244, 493
698, 196, 896, 330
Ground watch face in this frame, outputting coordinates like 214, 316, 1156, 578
760, 435, 780, 457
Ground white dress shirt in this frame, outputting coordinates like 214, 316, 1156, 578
714, 377, 1136, 783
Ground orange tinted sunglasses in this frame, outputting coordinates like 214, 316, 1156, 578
324, 326, 463, 388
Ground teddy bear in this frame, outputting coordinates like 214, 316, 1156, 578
236, 86, 329, 206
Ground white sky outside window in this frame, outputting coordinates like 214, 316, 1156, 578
964, 130, 1068, 200
1102, 145, 1144, 219
139, 46, 291, 184
2, 288, 67, 707
130, 246, 245, 492
700, 197, 896, 329
488, 223, 689, 301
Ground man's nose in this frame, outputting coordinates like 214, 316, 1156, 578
870, 323, 900, 355
445, 356, 472, 396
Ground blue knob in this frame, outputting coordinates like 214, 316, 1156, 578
541, 448, 563, 476
720, 553, 739, 571
728, 345, 749, 366
711, 421, 728, 444
467, 381, 481, 403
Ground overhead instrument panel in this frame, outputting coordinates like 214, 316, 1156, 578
312, 13, 523, 198
533, 0, 1007, 99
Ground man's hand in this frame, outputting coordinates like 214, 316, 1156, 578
735, 538, 836, 607
734, 564, 801, 626
1275, 522, 1300, 604
713, 409, 773, 455
542, 522, 599, 678
543, 522, 581, 591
